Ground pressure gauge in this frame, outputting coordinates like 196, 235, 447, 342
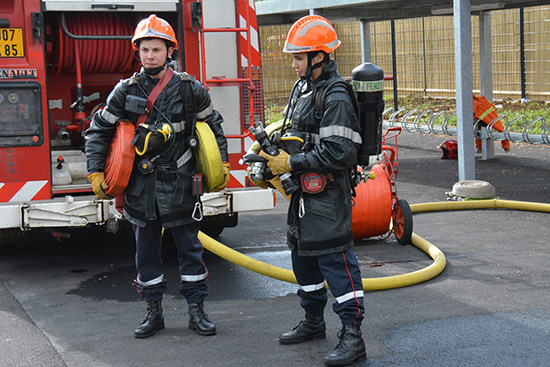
0, 93, 4, 104
8, 92, 19, 104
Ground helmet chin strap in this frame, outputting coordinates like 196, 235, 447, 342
133, 52, 172, 76
304, 52, 326, 80
144, 64, 166, 76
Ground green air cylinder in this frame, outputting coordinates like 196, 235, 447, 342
351, 62, 384, 167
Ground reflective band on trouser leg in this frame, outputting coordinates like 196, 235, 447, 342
299, 281, 326, 293
137, 274, 165, 287
291, 249, 328, 316
318, 249, 365, 326
173, 222, 210, 303
336, 290, 365, 304
181, 272, 208, 282
134, 220, 167, 302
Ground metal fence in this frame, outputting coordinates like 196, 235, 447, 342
259, 6, 550, 112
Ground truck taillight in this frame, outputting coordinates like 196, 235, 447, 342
0, 82, 43, 148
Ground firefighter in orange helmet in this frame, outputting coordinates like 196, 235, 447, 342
260, 15, 366, 366
85, 14, 230, 339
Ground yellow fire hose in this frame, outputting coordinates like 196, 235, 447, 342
199, 198, 550, 291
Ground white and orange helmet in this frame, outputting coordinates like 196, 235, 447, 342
131, 14, 178, 50
283, 15, 341, 54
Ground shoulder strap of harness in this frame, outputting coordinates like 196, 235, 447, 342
179, 76, 197, 145
314, 78, 361, 194
314, 78, 359, 123
137, 68, 174, 126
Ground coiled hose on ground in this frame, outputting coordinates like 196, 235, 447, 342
199, 198, 550, 291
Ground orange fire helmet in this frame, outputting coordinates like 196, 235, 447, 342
131, 14, 178, 50
283, 15, 341, 54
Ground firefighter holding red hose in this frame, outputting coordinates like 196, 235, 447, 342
85, 15, 230, 339
258, 15, 366, 366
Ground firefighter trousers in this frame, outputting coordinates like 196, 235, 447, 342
291, 248, 365, 326
134, 218, 209, 303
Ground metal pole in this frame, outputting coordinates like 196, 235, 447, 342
454, 0, 476, 181
391, 19, 398, 111
360, 19, 372, 63
520, 7, 526, 100
479, 11, 495, 160
422, 17, 428, 97
479, 12, 493, 100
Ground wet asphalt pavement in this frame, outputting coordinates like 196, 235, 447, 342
1, 130, 550, 367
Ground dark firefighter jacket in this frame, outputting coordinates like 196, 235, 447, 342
286, 60, 362, 256
85, 68, 228, 228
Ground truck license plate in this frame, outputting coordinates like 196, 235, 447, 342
0, 28, 24, 57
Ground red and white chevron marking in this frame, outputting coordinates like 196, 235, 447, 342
0, 181, 50, 202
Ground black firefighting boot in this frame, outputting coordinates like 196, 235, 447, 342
323, 324, 367, 366
188, 303, 216, 336
134, 300, 165, 338
279, 313, 326, 345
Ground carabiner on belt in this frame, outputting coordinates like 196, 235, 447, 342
192, 201, 203, 221
298, 194, 305, 218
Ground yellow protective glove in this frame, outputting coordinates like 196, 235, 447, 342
86, 172, 113, 200
250, 178, 271, 189
212, 162, 231, 192
259, 149, 291, 176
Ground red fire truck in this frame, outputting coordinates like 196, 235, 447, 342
0, 0, 274, 244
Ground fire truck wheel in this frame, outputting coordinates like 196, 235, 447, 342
393, 199, 413, 245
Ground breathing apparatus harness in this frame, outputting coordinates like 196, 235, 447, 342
128, 66, 176, 175
245, 64, 334, 198
127, 66, 203, 221
286, 59, 362, 198
312, 76, 364, 198
251, 67, 366, 204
